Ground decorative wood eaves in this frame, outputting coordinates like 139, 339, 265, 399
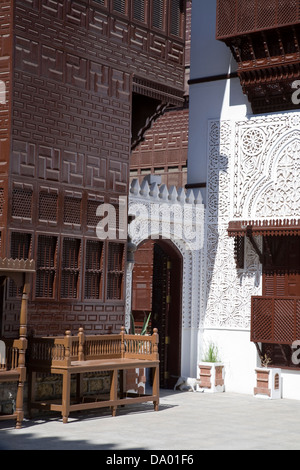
228, 27, 300, 113
217, 3, 300, 113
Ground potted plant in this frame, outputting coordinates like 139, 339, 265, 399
198, 342, 225, 393
126, 313, 151, 394
254, 354, 282, 400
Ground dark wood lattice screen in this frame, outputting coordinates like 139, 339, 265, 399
84, 240, 103, 299
133, 0, 145, 21
113, 0, 126, 14
153, 0, 164, 30
35, 235, 57, 298
12, 188, 32, 219
63, 197, 81, 226
39, 192, 58, 222
61, 238, 81, 299
87, 200, 101, 228
170, 0, 182, 36
216, 0, 300, 39
0, 188, 4, 217
107, 242, 125, 300
251, 296, 300, 344
234, 236, 245, 269
9, 232, 32, 297
10, 232, 31, 260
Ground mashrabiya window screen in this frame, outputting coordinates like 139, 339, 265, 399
61, 238, 81, 299
107, 242, 125, 300
113, 0, 126, 14
170, 0, 181, 36
85, 240, 103, 299
9, 232, 32, 297
133, 0, 145, 21
152, 0, 164, 29
35, 235, 57, 298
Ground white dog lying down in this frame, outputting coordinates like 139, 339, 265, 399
174, 376, 200, 392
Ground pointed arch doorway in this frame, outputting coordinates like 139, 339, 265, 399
131, 238, 182, 389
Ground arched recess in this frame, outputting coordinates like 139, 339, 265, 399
131, 237, 183, 389
126, 178, 204, 386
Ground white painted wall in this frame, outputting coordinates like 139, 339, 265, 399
188, 0, 250, 194
199, 329, 258, 395
188, 0, 300, 400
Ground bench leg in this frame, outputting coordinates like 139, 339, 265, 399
27, 370, 36, 419
110, 369, 118, 417
62, 371, 71, 424
15, 380, 25, 429
152, 365, 159, 412
76, 373, 83, 403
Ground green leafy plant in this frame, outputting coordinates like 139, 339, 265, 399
202, 342, 220, 363
130, 312, 151, 335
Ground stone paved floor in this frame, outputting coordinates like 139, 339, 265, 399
1, 390, 300, 450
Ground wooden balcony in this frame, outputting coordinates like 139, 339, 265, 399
251, 296, 300, 345
216, 0, 300, 40
216, 1, 300, 113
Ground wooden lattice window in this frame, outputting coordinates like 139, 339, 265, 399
113, 0, 126, 14
39, 192, 58, 222
0, 188, 4, 217
87, 200, 101, 228
10, 232, 31, 260
63, 196, 81, 225
61, 238, 81, 299
234, 236, 245, 269
107, 242, 125, 300
170, 0, 182, 37
152, 0, 164, 30
9, 232, 32, 297
35, 235, 57, 298
12, 188, 32, 218
84, 240, 103, 299
133, 0, 145, 21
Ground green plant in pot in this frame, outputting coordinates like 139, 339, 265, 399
198, 341, 225, 393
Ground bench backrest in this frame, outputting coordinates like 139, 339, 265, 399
0, 338, 24, 371
28, 328, 159, 368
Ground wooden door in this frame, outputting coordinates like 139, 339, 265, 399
131, 240, 154, 331
152, 243, 182, 389
263, 236, 300, 297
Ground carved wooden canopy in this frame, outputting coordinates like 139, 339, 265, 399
216, 0, 300, 113
228, 219, 300, 237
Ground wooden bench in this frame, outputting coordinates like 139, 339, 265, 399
0, 257, 35, 429
27, 327, 159, 423
0, 338, 27, 429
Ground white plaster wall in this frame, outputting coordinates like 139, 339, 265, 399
199, 329, 258, 395
188, 0, 300, 400
188, 0, 250, 193
189, 0, 232, 80
281, 371, 300, 401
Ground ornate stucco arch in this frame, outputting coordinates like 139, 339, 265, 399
250, 129, 300, 219
126, 178, 205, 377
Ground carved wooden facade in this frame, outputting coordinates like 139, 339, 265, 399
0, 0, 186, 336
216, 0, 300, 114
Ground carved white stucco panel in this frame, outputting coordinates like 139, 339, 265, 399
205, 111, 300, 330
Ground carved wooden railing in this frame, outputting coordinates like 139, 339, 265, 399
28, 327, 159, 368
0, 338, 22, 371
251, 296, 300, 345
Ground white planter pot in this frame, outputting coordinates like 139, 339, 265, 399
198, 362, 225, 393
254, 368, 282, 400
